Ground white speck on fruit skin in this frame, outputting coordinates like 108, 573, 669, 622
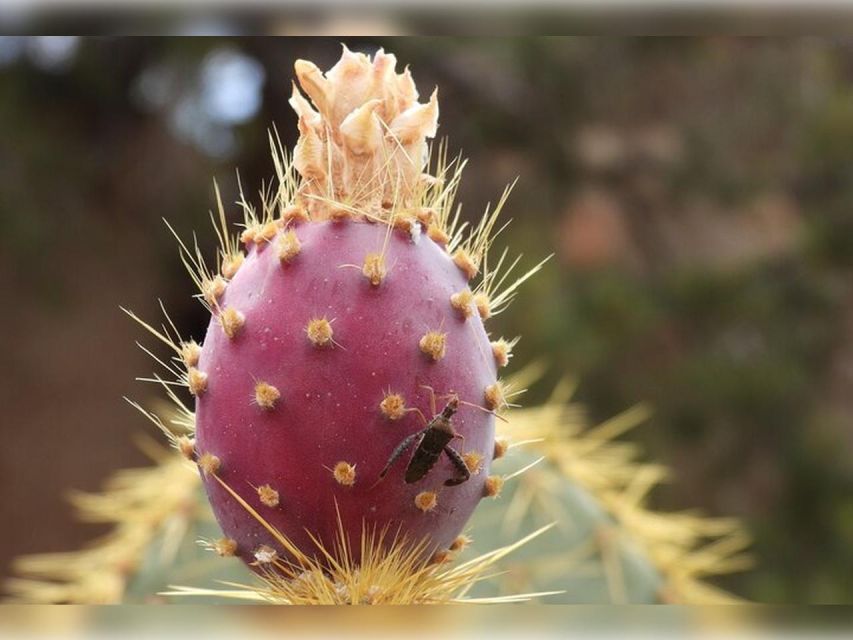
410, 221, 422, 244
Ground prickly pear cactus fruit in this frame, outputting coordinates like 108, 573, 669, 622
197, 220, 498, 567
181, 47, 530, 570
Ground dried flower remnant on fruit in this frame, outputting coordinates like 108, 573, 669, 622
380, 393, 406, 421
338, 96, 382, 157
291, 50, 438, 220
254, 381, 281, 410
414, 491, 437, 513
333, 462, 356, 486
306, 317, 334, 348
257, 484, 280, 508
419, 331, 446, 361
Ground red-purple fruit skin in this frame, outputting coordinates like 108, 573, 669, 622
195, 220, 497, 566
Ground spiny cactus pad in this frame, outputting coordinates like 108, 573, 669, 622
195, 218, 500, 566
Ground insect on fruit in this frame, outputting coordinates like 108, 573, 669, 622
376, 390, 472, 488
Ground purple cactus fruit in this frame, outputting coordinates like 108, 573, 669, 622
195, 216, 502, 566
152, 46, 540, 571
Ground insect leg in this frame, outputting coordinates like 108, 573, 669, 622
378, 429, 427, 479
442, 445, 472, 486
419, 384, 438, 416
404, 406, 428, 425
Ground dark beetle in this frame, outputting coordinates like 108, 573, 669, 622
377, 394, 471, 487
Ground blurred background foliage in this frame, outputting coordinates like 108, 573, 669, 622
1, 36, 853, 603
